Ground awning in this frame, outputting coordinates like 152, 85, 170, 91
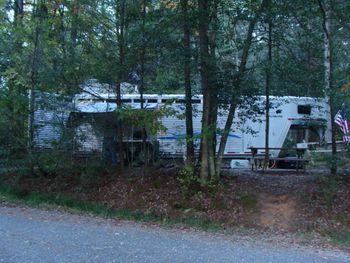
289, 118, 327, 127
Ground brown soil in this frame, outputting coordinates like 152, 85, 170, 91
2, 167, 350, 234
258, 194, 297, 231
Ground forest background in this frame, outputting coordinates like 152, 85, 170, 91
0, 0, 350, 181
1, 1, 350, 243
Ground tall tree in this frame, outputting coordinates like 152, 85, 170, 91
115, 0, 127, 170
181, 0, 195, 166
264, 1, 273, 170
198, 0, 215, 182
216, 0, 269, 176
28, 1, 48, 152
318, 0, 337, 174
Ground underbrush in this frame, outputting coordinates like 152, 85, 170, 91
328, 230, 350, 246
0, 183, 224, 232
0, 184, 109, 216
1, 165, 350, 248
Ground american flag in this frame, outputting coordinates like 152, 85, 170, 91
335, 110, 350, 142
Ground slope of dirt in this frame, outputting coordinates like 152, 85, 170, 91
258, 194, 297, 231
2, 167, 350, 235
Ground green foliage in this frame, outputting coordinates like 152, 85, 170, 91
0, 85, 28, 158
0, 0, 349, 180
115, 106, 175, 136
34, 150, 70, 177
315, 175, 343, 206
0, 183, 223, 231
0, 184, 110, 216
177, 165, 199, 196
328, 230, 350, 247
80, 164, 105, 188
312, 152, 346, 170
177, 164, 221, 197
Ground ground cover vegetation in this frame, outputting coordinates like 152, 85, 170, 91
0, 168, 350, 247
0, 0, 350, 245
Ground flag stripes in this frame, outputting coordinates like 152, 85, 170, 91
335, 110, 350, 142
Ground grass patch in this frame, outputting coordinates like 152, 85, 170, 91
0, 184, 110, 216
0, 184, 223, 232
328, 230, 350, 246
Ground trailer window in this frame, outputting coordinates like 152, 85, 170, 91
298, 105, 311, 115
147, 99, 158, 103
104, 99, 115, 103
161, 99, 175, 103
121, 99, 132, 103
191, 99, 201, 104
172, 99, 201, 104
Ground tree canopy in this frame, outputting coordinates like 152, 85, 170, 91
0, 0, 349, 178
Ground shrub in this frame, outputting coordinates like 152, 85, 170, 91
177, 165, 199, 196
80, 165, 105, 188
328, 230, 350, 246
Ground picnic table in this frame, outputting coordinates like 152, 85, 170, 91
248, 147, 308, 172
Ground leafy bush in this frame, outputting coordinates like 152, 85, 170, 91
35, 150, 69, 177
177, 165, 199, 196
328, 230, 350, 246
80, 165, 105, 188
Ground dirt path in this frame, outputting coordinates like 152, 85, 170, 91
258, 194, 297, 231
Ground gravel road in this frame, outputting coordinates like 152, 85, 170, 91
0, 204, 349, 263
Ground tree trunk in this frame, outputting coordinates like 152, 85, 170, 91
208, 0, 219, 180
318, 0, 337, 175
216, 102, 237, 173
216, 0, 269, 177
264, 19, 272, 170
140, 0, 148, 167
116, 0, 126, 171
14, 0, 24, 27
198, 0, 212, 183
69, 0, 79, 88
181, 0, 195, 166
28, 1, 46, 175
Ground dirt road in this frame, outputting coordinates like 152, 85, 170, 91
0, 204, 349, 263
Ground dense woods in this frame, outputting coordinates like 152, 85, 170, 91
2, 1, 350, 250
0, 0, 350, 181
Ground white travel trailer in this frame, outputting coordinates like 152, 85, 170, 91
72, 89, 331, 159
33, 92, 73, 149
